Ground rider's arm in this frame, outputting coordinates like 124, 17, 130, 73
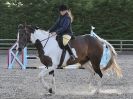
55, 17, 70, 35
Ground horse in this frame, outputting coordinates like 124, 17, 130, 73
17, 24, 122, 94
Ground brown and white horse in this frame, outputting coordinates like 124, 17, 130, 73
17, 24, 122, 94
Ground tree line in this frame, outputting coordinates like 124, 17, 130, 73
0, 0, 133, 39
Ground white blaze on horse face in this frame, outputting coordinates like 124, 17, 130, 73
16, 33, 19, 50
17, 32, 19, 42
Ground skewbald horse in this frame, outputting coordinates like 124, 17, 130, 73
17, 24, 122, 94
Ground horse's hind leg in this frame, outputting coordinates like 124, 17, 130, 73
96, 69, 115, 94
89, 56, 104, 93
83, 62, 95, 91
90, 56, 103, 78
88, 70, 95, 92
86, 67, 103, 94
95, 76, 104, 94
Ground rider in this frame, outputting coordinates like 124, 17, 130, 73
49, 4, 76, 61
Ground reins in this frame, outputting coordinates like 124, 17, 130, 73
40, 33, 71, 48
40, 33, 57, 48
41, 33, 50, 48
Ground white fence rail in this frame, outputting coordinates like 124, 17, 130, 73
0, 39, 133, 51
0, 39, 35, 50
108, 40, 133, 51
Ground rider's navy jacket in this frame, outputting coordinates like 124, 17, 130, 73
49, 13, 73, 36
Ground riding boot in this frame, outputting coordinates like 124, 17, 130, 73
57, 49, 66, 69
65, 43, 76, 61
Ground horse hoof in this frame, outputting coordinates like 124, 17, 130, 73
49, 88, 53, 94
48, 88, 55, 94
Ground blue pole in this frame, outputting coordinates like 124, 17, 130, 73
23, 47, 27, 69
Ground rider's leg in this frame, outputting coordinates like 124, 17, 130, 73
57, 48, 66, 69
65, 43, 76, 60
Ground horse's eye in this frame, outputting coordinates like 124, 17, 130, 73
20, 33, 25, 37
19, 33, 23, 36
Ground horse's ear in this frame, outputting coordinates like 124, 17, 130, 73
31, 25, 39, 30
34, 26, 39, 30
18, 24, 24, 29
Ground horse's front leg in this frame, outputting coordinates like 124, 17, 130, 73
49, 70, 56, 94
38, 66, 56, 94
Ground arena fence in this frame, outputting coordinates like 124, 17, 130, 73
108, 40, 133, 51
0, 39, 35, 50
0, 39, 133, 51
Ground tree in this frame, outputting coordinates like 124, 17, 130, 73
0, 0, 133, 39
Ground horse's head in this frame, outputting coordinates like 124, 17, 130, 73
17, 24, 36, 52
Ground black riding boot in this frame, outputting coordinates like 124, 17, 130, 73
57, 49, 66, 69
65, 43, 76, 61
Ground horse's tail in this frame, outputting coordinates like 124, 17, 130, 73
101, 39, 122, 78
100, 38, 117, 56
111, 55, 123, 78
102, 52, 123, 78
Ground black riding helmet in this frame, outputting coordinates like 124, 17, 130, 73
59, 4, 68, 11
